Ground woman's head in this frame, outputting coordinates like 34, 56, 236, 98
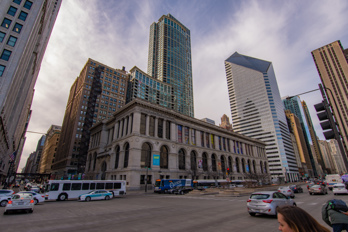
277, 206, 330, 232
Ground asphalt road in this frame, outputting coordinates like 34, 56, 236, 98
0, 186, 346, 232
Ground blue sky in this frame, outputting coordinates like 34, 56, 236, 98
19, 0, 348, 170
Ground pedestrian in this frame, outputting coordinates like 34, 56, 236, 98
322, 200, 348, 232
277, 205, 330, 232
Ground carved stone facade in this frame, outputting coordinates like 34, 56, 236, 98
85, 99, 269, 190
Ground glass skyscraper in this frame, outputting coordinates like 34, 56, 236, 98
147, 14, 194, 117
225, 52, 299, 182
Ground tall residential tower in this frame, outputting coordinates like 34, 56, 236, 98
225, 52, 299, 181
147, 14, 194, 117
312, 40, 348, 159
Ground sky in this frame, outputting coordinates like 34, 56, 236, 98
18, 0, 348, 171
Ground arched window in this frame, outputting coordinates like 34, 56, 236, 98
190, 151, 197, 171
101, 161, 107, 180
93, 152, 97, 171
178, 149, 185, 170
247, 159, 251, 173
160, 145, 168, 169
123, 143, 129, 168
264, 161, 268, 173
220, 155, 226, 173
141, 143, 152, 168
202, 152, 208, 171
212, 154, 217, 172
253, 160, 256, 173
228, 156, 233, 173
88, 154, 92, 171
260, 161, 263, 173
235, 157, 240, 173
242, 159, 246, 173
114, 146, 120, 169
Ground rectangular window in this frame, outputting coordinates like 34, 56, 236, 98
13, 23, 23, 33
114, 183, 121, 189
1, 18, 12, 29
90, 183, 96, 190
62, 183, 71, 191
71, 183, 81, 190
157, 118, 163, 138
13, 0, 22, 4
165, 121, 170, 140
96, 183, 105, 189
24, 0, 33, 10
7, 6, 17, 16
18, 11, 28, 21
0, 49, 12, 61
50, 183, 59, 191
7, 36, 17, 47
0, 65, 5, 77
105, 183, 113, 189
82, 183, 89, 190
0, 31, 5, 42
149, 116, 155, 136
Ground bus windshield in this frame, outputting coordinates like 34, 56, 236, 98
155, 180, 162, 187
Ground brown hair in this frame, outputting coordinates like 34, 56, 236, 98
277, 206, 330, 232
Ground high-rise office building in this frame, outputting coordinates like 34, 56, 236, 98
0, 0, 62, 179
147, 14, 194, 117
52, 58, 129, 178
284, 110, 313, 177
38, 125, 61, 174
225, 52, 299, 181
312, 40, 348, 158
282, 96, 323, 176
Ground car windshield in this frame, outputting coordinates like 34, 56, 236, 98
311, 185, 321, 188
250, 194, 270, 200
13, 194, 31, 199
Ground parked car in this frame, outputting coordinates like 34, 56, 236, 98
174, 187, 193, 195
18, 191, 45, 205
277, 186, 295, 198
308, 184, 328, 195
78, 190, 113, 201
289, 185, 303, 193
4, 192, 34, 214
333, 183, 348, 195
247, 191, 296, 216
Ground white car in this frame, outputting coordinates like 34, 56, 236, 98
19, 191, 45, 204
0, 195, 11, 207
4, 192, 35, 214
78, 190, 113, 201
333, 183, 348, 195
277, 186, 295, 198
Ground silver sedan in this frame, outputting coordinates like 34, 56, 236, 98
247, 191, 296, 216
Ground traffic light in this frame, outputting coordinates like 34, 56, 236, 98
227, 168, 230, 174
314, 101, 335, 140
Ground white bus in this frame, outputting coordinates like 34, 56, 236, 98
44, 180, 126, 201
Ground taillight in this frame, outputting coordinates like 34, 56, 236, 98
30, 200, 34, 204
247, 199, 251, 202
263, 199, 273, 203
8, 200, 12, 204
319, 188, 321, 190
287, 190, 291, 192
41, 195, 45, 198
278, 190, 280, 192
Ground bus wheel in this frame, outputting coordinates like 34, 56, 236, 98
58, 194, 67, 201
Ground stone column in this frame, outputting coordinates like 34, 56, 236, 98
127, 114, 133, 135
132, 112, 141, 134
170, 121, 176, 142
118, 119, 123, 138
155, 117, 158, 138
123, 117, 128, 136
113, 121, 119, 139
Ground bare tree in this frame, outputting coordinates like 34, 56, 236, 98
242, 171, 270, 187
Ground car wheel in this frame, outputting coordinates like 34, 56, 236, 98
249, 213, 256, 216
58, 194, 67, 201
85, 196, 91, 202
293, 203, 297, 206
34, 199, 39, 205
105, 195, 110, 200
0, 200, 7, 207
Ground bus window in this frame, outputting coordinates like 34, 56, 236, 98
114, 183, 121, 189
96, 183, 105, 189
50, 183, 59, 191
90, 183, 96, 190
105, 183, 113, 189
82, 183, 89, 190
63, 183, 71, 191
71, 183, 82, 190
